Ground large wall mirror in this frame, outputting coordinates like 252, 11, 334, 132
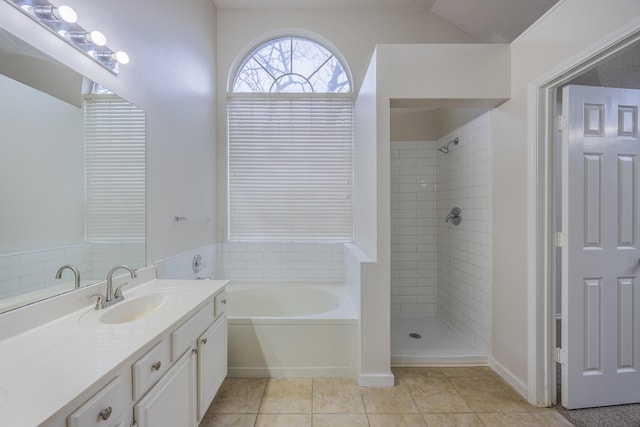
0, 26, 146, 314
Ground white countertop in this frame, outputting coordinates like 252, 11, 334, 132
0, 278, 227, 427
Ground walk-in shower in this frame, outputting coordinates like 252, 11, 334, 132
438, 137, 458, 153
390, 113, 492, 366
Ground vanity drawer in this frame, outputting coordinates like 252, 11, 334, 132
171, 301, 214, 360
67, 376, 125, 427
132, 340, 171, 400
215, 290, 227, 318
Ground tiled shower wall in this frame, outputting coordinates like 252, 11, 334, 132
390, 141, 437, 314
436, 112, 492, 352
390, 111, 492, 352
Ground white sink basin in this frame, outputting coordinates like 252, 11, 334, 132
99, 293, 168, 324
79, 289, 185, 326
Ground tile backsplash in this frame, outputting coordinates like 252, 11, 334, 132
155, 242, 345, 282
0, 242, 145, 299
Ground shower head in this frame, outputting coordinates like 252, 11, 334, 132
438, 137, 459, 154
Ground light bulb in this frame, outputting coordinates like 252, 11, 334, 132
114, 51, 129, 64
87, 31, 106, 46
55, 5, 77, 23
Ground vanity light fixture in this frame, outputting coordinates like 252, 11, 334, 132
5, 0, 130, 74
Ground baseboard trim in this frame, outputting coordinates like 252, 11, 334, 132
489, 356, 528, 399
391, 354, 488, 367
358, 373, 395, 387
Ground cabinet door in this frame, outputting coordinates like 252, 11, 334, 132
197, 314, 227, 420
134, 349, 197, 427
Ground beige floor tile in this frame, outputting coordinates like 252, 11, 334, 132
209, 378, 267, 414
361, 386, 418, 413
260, 378, 312, 413
414, 389, 473, 413
448, 375, 529, 413
448, 375, 522, 398
312, 413, 369, 427
477, 412, 547, 427
459, 392, 529, 413
198, 413, 257, 427
313, 378, 365, 413
423, 413, 484, 427
440, 366, 496, 378
392, 367, 446, 382
255, 413, 312, 427
401, 377, 472, 413
368, 413, 427, 427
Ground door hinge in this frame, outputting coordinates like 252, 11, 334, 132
555, 115, 568, 130
555, 347, 567, 365
554, 232, 567, 248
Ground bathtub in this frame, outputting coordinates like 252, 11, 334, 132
226, 282, 358, 377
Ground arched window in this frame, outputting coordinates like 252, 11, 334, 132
228, 36, 353, 242
232, 36, 350, 93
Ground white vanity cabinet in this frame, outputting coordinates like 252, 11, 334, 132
133, 349, 197, 427
131, 288, 227, 427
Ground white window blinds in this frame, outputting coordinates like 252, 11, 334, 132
228, 95, 353, 241
84, 96, 145, 242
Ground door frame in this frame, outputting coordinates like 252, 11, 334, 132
527, 17, 640, 406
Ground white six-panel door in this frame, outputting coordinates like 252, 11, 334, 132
561, 84, 640, 409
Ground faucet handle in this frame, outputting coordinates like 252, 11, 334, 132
114, 283, 129, 299
88, 293, 106, 310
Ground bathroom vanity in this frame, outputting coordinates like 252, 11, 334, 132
0, 268, 227, 427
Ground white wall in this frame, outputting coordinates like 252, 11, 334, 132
0, 0, 218, 266
491, 0, 640, 389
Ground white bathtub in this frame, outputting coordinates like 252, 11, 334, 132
226, 282, 358, 378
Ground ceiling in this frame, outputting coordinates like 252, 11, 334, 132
212, 0, 560, 43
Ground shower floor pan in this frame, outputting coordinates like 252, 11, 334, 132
391, 315, 487, 366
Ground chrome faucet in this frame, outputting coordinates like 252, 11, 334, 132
55, 265, 81, 289
105, 264, 137, 304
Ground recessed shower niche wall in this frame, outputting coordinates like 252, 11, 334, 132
390, 110, 492, 365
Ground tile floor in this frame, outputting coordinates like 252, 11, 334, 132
200, 367, 574, 427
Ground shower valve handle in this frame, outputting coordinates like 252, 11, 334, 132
446, 207, 462, 225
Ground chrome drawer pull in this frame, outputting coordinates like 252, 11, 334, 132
99, 406, 112, 421
151, 361, 162, 371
